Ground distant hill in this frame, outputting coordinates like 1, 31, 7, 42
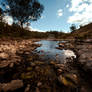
68, 23, 92, 39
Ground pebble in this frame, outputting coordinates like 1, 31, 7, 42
57, 69, 63, 74
24, 84, 30, 92
37, 82, 42, 87
9, 63, 14, 68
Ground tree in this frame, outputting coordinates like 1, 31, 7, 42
0, 8, 3, 22
70, 24, 76, 33
1, 0, 44, 27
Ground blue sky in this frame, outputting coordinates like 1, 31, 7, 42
31, 0, 72, 32
31, 0, 92, 32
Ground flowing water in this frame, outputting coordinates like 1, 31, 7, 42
34, 40, 76, 63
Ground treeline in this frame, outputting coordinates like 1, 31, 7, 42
0, 21, 69, 39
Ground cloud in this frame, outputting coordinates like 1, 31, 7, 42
69, 0, 83, 12
28, 26, 45, 32
68, 0, 92, 25
57, 9, 63, 17
66, 4, 69, 8
3, 16, 13, 25
40, 15, 45, 19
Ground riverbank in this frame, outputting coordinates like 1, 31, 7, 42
0, 39, 40, 68
0, 39, 41, 91
0, 38, 92, 92
73, 39, 92, 92
58, 39, 92, 92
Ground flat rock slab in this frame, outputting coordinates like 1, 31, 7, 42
0, 80, 23, 92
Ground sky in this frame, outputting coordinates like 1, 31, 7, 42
31, 0, 92, 32
2, 0, 92, 32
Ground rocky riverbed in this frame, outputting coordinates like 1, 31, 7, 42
0, 39, 92, 92
58, 39, 92, 92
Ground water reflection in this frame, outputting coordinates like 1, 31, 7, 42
34, 40, 76, 63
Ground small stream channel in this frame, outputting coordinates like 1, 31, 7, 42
34, 40, 76, 63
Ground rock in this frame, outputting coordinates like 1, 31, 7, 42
0, 83, 2, 92
35, 66, 40, 71
9, 63, 14, 68
57, 69, 63, 75
30, 62, 36, 67
55, 64, 65, 69
21, 72, 34, 79
24, 84, 30, 92
1, 80, 23, 91
59, 43, 64, 47
0, 52, 9, 59
24, 51, 31, 55
0, 39, 39, 69
27, 56, 33, 61
58, 74, 78, 87
36, 87, 40, 92
34, 61, 45, 65
50, 61, 56, 65
30, 61, 45, 67
37, 82, 42, 87
76, 40, 92, 71
0, 60, 10, 68
27, 67, 33, 71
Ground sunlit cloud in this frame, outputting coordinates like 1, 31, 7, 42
28, 26, 45, 32
3, 16, 13, 25
66, 4, 69, 8
68, 0, 92, 25
57, 9, 63, 17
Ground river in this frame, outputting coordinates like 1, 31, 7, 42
34, 40, 76, 63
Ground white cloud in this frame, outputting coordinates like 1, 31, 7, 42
3, 16, 13, 25
66, 4, 69, 8
41, 16, 45, 19
68, 0, 92, 25
57, 9, 63, 17
69, 0, 83, 12
28, 26, 45, 32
